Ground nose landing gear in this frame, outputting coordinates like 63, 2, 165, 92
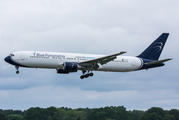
15, 66, 20, 74
80, 70, 94, 79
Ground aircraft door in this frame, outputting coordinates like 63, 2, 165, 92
131, 59, 136, 66
20, 54, 26, 61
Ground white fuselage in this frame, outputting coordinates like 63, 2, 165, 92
4, 33, 170, 79
11, 51, 143, 72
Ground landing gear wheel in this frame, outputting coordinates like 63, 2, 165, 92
80, 70, 94, 79
16, 71, 19, 74
85, 74, 89, 78
80, 75, 84, 79
89, 73, 94, 77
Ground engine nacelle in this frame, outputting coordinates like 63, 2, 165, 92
63, 62, 78, 72
57, 62, 79, 74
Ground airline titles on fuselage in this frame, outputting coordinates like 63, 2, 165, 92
29, 52, 129, 63
30, 52, 65, 59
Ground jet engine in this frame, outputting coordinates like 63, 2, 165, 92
57, 62, 86, 74
57, 62, 78, 73
63, 62, 78, 71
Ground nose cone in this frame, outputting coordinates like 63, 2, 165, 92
4, 54, 24, 67
4, 56, 17, 66
4, 56, 11, 63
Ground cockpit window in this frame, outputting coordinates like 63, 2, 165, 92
9, 53, 14, 57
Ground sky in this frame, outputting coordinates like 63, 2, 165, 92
0, 0, 179, 111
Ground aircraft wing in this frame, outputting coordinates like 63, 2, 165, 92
78, 51, 126, 69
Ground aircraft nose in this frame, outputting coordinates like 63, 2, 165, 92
4, 55, 20, 66
4, 56, 11, 63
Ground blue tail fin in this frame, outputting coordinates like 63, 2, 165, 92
137, 33, 169, 60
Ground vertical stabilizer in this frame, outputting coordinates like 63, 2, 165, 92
137, 33, 169, 60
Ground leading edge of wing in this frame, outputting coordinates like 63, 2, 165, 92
78, 51, 127, 67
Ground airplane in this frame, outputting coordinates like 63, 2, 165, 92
4, 33, 172, 79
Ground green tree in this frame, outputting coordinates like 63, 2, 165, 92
1, 110, 24, 116
64, 109, 78, 120
55, 108, 66, 120
139, 112, 163, 120
64, 109, 87, 120
169, 109, 179, 120
113, 107, 130, 120
0, 112, 7, 120
87, 108, 107, 120
45, 106, 58, 120
149, 113, 162, 120
147, 107, 165, 118
105, 118, 115, 120
88, 106, 129, 120
139, 112, 148, 120
23, 107, 45, 120
76, 111, 87, 120
8, 114, 23, 120
76, 116, 81, 120
47, 115, 52, 120
76, 108, 93, 115
139, 107, 165, 120
164, 114, 175, 120
129, 110, 144, 120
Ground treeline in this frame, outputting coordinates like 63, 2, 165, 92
0, 106, 179, 120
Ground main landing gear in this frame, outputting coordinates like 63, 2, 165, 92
80, 70, 94, 79
15, 65, 20, 74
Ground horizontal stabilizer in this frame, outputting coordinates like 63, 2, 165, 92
145, 58, 172, 65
